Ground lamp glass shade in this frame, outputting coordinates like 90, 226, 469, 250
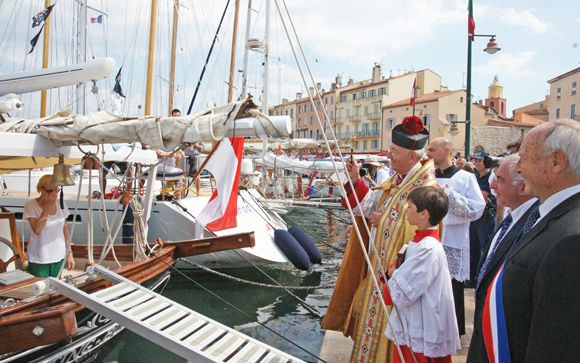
484, 39, 501, 54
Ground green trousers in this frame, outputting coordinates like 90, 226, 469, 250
28, 259, 64, 278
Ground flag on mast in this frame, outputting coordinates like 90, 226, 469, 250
195, 138, 244, 238
91, 15, 103, 24
29, 25, 44, 54
112, 67, 125, 98
410, 78, 416, 107
32, 5, 54, 28
29, 4, 55, 54
468, 0, 476, 42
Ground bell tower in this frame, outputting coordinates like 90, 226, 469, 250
485, 76, 506, 117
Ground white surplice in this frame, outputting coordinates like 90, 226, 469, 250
385, 233, 461, 358
438, 169, 486, 281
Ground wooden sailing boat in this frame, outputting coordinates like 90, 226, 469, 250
0, 3, 258, 362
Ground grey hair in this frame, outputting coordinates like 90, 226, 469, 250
542, 119, 580, 181
413, 148, 426, 160
501, 154, 525, 185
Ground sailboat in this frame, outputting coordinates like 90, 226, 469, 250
0, 103, 262, 361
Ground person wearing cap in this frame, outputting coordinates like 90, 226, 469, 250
322, 116, 437, 363
427, 137, 486, 336
466, 150, 497, 287
361, 155, 390, 188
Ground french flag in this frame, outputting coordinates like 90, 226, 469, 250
91, 15, 103, 24
194, 137, 244, 238
482, 264, 511, 363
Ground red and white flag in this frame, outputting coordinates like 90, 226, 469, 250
410, 78, 416, 107
195, 137, 244, 238
468, 0, 475, 42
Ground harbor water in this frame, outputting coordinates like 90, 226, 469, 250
103, 206, 352, 363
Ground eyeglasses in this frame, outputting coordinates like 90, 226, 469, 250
42, 186, 61, 193
388, 148, 406, 155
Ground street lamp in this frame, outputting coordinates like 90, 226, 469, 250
465, 32, 500, 156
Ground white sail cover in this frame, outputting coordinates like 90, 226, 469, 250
0, 100, 257, 151
271, 138, 342, 150
262, 151, 345, 173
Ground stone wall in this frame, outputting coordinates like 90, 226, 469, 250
471, 126, 529, 155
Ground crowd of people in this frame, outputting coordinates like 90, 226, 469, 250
322, 115, 580, 363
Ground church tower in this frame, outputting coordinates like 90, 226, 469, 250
485, 76, 506, 117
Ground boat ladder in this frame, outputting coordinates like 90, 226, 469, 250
44, 264, 307, 363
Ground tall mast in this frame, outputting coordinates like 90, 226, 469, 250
40, 0, 52, 118
76, 0, 87, 115
227, 0, 240, 103
240, 0, 251, 99
262, 0, 270, 157
168, 0, 179, 115
145, 0, 158, 116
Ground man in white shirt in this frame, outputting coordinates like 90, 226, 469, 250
466, 153, 538, 363
426, 137, 486, 336
500, 119, 580, 362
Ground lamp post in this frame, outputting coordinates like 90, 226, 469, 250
465, 32, 500, 156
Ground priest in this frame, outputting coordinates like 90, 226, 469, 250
322, 116, 437, 363
426, 137, 486, 335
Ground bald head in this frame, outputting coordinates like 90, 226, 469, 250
427, 137, 453, 169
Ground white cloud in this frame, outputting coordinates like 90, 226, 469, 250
497, 8, 548, 34
474, 51, 537, 79
283, 0, 466, 64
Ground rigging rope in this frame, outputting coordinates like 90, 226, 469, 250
186, 0, 231, 114
275, 1, 416, 361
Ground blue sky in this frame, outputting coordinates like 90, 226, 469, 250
0, 0, 578, 119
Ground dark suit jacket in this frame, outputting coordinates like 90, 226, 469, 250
502, 191, 580, 363
466, 200, 539, 363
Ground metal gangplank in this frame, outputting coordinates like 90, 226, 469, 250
44, 264, 307, 363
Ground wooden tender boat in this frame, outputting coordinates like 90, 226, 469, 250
0, 208, 254, 362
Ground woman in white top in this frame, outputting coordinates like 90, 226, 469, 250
23, 175, 75, 277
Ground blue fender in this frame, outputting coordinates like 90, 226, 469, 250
274, 230, 311, 271
289, 226, 322, 264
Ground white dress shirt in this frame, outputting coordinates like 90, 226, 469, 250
536, 184, 580, 225
486, 198, 538, 258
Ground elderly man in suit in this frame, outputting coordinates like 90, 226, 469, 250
487, 119, 580, 362
466, 153, 538, 362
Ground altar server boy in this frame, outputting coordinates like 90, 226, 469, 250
384, 186, 461, 363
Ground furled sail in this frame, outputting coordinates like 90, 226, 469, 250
261, 151, 345, 173
0, 100, 282, 151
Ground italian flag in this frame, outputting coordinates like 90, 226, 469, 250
468, 0, 475, 42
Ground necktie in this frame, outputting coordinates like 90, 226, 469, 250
477, 214, 512, 288
520, 206, 540, 236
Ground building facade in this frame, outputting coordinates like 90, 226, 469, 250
335, 66, 443, 152
548, 67, 580, 121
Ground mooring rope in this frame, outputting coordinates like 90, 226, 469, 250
147, 253, 328, 363
177, 258, 335, 290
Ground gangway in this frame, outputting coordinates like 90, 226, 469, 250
41, 264, 307, 363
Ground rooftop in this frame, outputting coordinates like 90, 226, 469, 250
547, 67, 580, 84
383, 89, 463, 108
